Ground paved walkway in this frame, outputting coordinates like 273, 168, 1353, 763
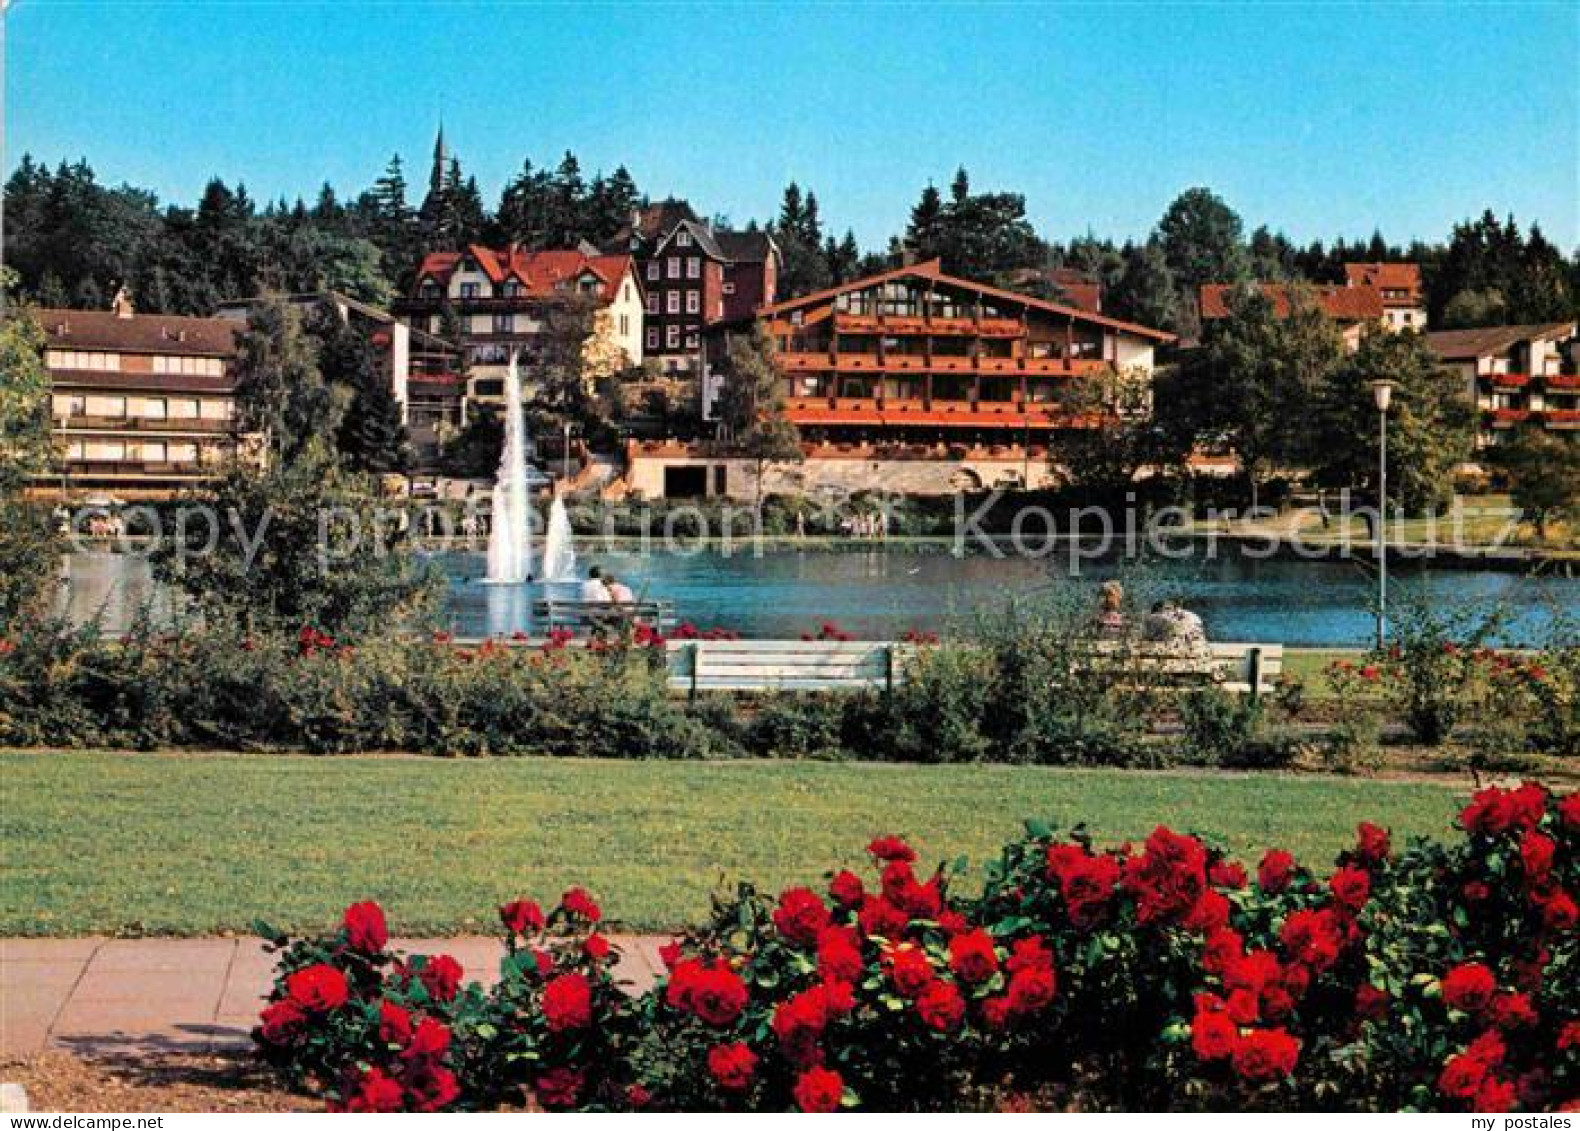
0, 936, 668, 1062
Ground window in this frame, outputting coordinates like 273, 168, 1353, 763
685, 331, 699, 349
503, 281, 524, 297
686, 291, 700, 314
619, 314, 629, 336
647, 293, 659, 314
667, 257, 681, 279
421, 280, 441, 298
142, 398, 167, 420
460, 282, 480, 298
687, 256, 700, 279
677, 230, 692, 248
723, 282, 736, 295
647, 262, 659, 281
667, 291, 681, 314
492, 313, 513, 334
666, 326, 681, 349
647, 328, 659, 350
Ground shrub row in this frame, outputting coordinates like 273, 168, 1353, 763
251, 783, 1578, 1112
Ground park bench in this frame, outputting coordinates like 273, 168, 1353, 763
1078, 640, 1284, 698
663, 638, 1281, 698
532, 597, 677, 634
666, 639, 915, 694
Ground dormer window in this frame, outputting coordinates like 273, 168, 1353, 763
677, 230, 692, 248
420, 280, 441, 298
503, 281, 524, 297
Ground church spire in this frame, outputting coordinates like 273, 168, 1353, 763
429, 119, 448, 199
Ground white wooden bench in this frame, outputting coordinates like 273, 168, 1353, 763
666, 639, 915, 694
533, 598, 677, 634
662, 639, 1281, 698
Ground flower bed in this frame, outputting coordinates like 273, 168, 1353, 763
252, 783, 1578, 1112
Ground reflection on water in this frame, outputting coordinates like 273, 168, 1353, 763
59, 545, 1579, 647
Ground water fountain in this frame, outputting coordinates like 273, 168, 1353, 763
541, 495, 577, 582
484, 352, 532, 584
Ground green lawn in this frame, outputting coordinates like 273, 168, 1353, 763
0, 751, 1467, 937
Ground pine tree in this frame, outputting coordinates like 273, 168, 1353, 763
317, 312, 410, 474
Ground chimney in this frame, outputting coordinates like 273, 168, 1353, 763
111, 284, 135, 319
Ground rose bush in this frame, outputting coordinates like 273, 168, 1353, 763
254, 782, 1577, 1112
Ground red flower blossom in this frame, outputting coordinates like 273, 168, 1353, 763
1121, 826, 1208, 928
1006, 935, 1053, 975
1192, 1007, 1237, 1060
582, 933, 611, 962
1006, 964, 1057, 1016
404, 1062, 460, 1112
1354, 984, 1389, 1021
1460, 783, 1548, 837
1442, 963, 1498, 1015
793, 1066, 844, 1113
884, 944, 935, 997
1474, 1076, 1517, 1113
1519, 832, 1556, 885
1355, 822, 1391, 864
543, 972, 593, 1032
773, 988, 832, 1067
828, 869, 865, 907
1257, 849, 1297, 894
667, 959, 748, 1027
404, 1016, 450, 1061
377, 1000, 413, 1046
947, 928, 999, 984
658, 940, 682, 970
258, 1000, 307, 1044
342, 1067, 404, 1113
857, 895, 910, 940
867, 835, 916, 864
1202, 927, 1245, 976
707, 1042, 758, 1092
1559, 791, 1580, 832
773, 886, 832, 947
1047, 845, 1122, 929
1279, 908, 1343, 973
816, 926, 865, 984
916, 979, 966, 1032
1210, 860, 1249, 889
342, 901, 388, 954
1439, 1053, 1486, 1100
285, 964, 349, 1013
1537, 889, 1577, 931
1230, 1028, 1300, 1082
499, 899, 545, 936
1489, 992, 1537, 1030
1329, 865, 1372, 912
535, 1066, 584, 1110
419, 955, 463, 1004
560, 887, 602, 923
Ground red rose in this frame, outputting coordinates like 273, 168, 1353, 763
773, 886, 832, 947
535, 1066, 584, 1110
658, 940, 682, 970
1519, 832, 1556, 885
1538, 889, 1577, 931
916, 979, 966, 1032
1439, 1053, 1486, 1100
499, 898, 545, 936
1461, 783, 1548, 837
857, 895, 910, 939
1442, 963, 1498, 1015
343, 1067, 404, 1113
377, 1000, 413, 1046
580, 933, 611, 962
1489, 992, 1537, 1030
1280, 908, 1343, 972
543, 972, 593, 1032
707, 1042, 759, 1092
773, 990, 831, 1067
816, 926, 865, 984
1210, 860, 1249, 889
404, 1062, 460, 1112
286, 964, 349, 1013
419, 955, 463, 1003
626, 1083, 652, 1108
1329, 865, 1371, 911
884, 944, 935, 997
1559, 791, 1580, 831
1185, 890, 1231, 932
1475, 1076, 1517, 1113
1230, 1028, 1300, 1082
881, 861, 942, 919
980, 994, 1012, 1030
1558, 1020, 1580, 1050
793, 1066, 844, 1113
342, 901, 388, 954
1006, 964, 1057, 1015
1226, 988, 1260, 1025
1355, 822, 1391, 864
1354, 983, 1389, 1021
560, 887, 602, 922
947, 928, 999, 984
1257, 849, 1296, 893
667, 959, 748, 1027
1121, 826, 1208, 928
258, 999, 307, 1044
1006, 935, 1053, 974
867, 835, 916, 863
1192, 1007, 1237, 1060
829, 869, 865, 907
1203, 927, 1245, 975
404, 1015, 450, 1061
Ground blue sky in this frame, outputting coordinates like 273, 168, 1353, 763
6, 1, 1577, 251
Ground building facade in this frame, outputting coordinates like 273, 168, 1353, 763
393, 245, 644, 407
35, 297, 243, 498
1424, 322, 1580, 448
1344, 262, 1426, 331
1199, 283, 1386, 350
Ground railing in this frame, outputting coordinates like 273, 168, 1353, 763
1487, 373, 1532, 388
778, 352, 1109, 377
53, 415, 235, 433
1543, 373, 1580, 389
1486, 409, 1532, 424
1544, 410, 1580, 426
60, 459, 212, 476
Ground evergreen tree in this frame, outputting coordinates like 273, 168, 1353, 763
1107, 240, 1184, 335
906, 183, 945, 260
233, 294, 350, 467
772, 181, 831, 297
0, 273, 60, 628
709, 324, 802, 504
317, 312, 410, 474
1155, 186, 1250, 290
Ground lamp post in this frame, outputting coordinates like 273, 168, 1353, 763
1370, 379, 1397, 648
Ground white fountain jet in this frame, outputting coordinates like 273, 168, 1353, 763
484, 351, 533, 584
541, 494, 578, 582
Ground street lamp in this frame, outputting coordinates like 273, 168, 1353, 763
1370, 379, 1397, 648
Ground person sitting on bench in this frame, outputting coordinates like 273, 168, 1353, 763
604, 573, 635, 604
580, 566, 612, 602
1143, 599, 1210, 657
1094, 581, 1127, 637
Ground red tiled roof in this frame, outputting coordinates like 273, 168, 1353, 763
1198, 283, 1385, 322
36, 308, 240, 357
412, 246, 636, 304
1344, 262, 1422, 295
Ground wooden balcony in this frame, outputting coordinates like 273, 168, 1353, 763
827, 311, 1024, 337
1543, 373, 1580, 389
783, 395, 1105, 430
54, 414, 235, 434
1485, 408, 1532, 427
61, 459, 213, 478
1487, 373, 1532, 388
1544, 410, 1580, 428
778, 351, 1110, 377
